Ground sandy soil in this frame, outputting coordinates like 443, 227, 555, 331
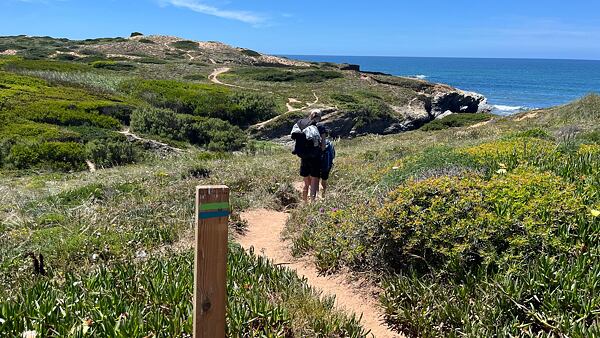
208, 67, 248, 89
237, 209, 403, 338
515, 112, 539, 121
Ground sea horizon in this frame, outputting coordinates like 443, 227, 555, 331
283, 54, 600, 115
282, 54, 600, 62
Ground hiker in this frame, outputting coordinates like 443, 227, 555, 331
318, 125, 335, 197
291, 109, 323, 202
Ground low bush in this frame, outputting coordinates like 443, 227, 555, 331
170, 40, 198, 50
3, 59, 89, 72
347, 98, 394, 130
510, 127, 552, 139
137, 38, 155, 44
182, 74, 205, 81
237, 68, 343, 83
420, 113, 493, 131
240, 48, 261, 57
91, 61, 136, 71
121, 79, 277, 126
86, 139, 140, 168
136, 57, 167, 64
4, 141, 86, 171
22, 101, 122, 129
376, 169, 584, 274
331, 93, 358, 104
130, 107, 247, 151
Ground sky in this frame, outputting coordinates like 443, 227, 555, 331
1, 0, 599, 60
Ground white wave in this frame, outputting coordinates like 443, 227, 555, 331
413, 74, 427, 79
492, 104, 529, 116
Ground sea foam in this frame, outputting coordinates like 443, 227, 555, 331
492, 104, 528, 116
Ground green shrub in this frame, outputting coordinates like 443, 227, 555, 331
331, 93, 358, 104
238, 68, 343, 83
86, 139, 139, 168
347, 98, 394, 129
4, 141, 86, 171
3, 59, 89, 72
120, 79, 277, 126
136, 57, 167, 64
48, 183, 105, 206
578, 129, 600, 144
130, 107, 181, 140
228, 92, 278, 126
170, 40, 198, 50
240, 48, 261, 57
130, 107, 247, 151
22, 101, 122, 129
380, 146, 479, 188
182, 74, 205, 81
91, 61, 136, 71
130, 32, 144, 37
137, 38, 155, 44
54, 53, 78, 61
420, 113, 493, 131
510, 127, 552, 139
120, 79, 230, 116
376, 169, 585, 274
21, 47, 53, 60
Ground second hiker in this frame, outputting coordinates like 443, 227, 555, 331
291, 109, 323, 202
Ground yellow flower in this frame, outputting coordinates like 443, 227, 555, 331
591, 209, 600, 217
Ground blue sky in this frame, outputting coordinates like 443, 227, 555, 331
1, 0, 599, 59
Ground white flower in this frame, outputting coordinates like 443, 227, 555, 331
496, 168, 507, 174
392, 166, 399, 170
91, 253, 99, 261
22, 330, 37, 338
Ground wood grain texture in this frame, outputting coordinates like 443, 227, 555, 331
194, 185, 229, 338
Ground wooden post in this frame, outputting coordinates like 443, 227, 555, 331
194, 185, 230, 338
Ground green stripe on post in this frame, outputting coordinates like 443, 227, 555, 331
200, 202, 230, 211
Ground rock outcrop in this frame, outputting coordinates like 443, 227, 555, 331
251, 86, 489, 140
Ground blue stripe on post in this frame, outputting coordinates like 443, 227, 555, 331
199, 210, 230, 219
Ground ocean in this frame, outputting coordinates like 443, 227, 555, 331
284, 55, 600, 115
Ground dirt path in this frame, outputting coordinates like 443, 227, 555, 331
237, 209, 402, 338
285, 92, 321, 113
118, 129, 183, 153
208, 67, 249, 90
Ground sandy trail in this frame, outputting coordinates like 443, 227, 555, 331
285, 92, 320, 113
237, 209, 402, 338
208, 67, 250, 90
118, 129, 182, 152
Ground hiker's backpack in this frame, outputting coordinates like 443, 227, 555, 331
291, 121, 320, 159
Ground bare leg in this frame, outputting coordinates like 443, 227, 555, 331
302, 176, 310, 202
310, 176, 320, 201
321, 179, 327, 197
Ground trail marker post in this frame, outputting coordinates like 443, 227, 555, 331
194, 185, 230, 338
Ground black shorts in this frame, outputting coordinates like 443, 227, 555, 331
300, 157, 321, 178
321, 169, 331, 181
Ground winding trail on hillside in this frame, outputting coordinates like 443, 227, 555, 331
286, 92, 321, 113
118, 129, 183, 153
237, 208, 402, 338
208, 67, 250, 90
